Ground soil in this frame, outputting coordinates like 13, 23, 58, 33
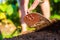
4, 20, 60, 40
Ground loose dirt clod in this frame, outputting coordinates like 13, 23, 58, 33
24, 13, 51, 30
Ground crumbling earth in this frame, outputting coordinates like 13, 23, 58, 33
24, 13, 51, 30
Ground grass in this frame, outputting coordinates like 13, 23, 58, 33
51, 14, 60, 20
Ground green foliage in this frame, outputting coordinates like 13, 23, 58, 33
6, 4, 13, 16
54, 0, 60, 3
28, 0, 34, 8
50, 0, 60, 20
54, 0, 59, 3
0, 0, 20, 39
0, 4, 7, 12
0, 33, 3, 40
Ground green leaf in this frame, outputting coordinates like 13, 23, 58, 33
0, 4, 7, 12
51, 14, 60, 20
6, 4, 13, 16
0, 33, 3, 40
50, 6, 53, 11
54, 0, 58, 3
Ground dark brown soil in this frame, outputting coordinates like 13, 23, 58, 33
4, 20, 60, 40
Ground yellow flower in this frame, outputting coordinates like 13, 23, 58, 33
0, 13, 6, 20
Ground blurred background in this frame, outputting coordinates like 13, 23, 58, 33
0, 0, 60, 39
